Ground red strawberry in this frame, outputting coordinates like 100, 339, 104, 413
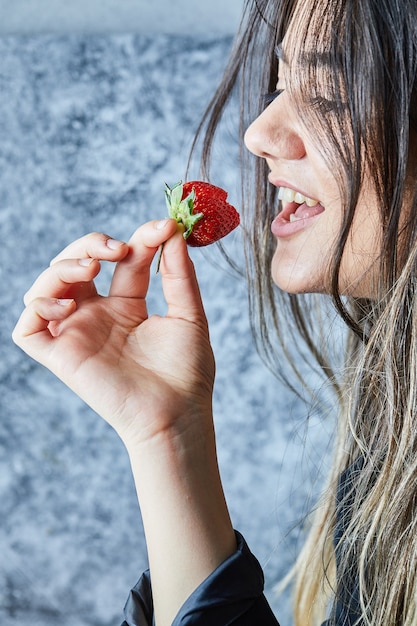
165, 181, 240, 247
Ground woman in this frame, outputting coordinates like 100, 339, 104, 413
12, 0, 417, 624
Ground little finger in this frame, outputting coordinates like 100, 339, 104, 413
12, 297, 76, 352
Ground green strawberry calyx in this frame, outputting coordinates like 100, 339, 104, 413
165, 181, 203, 240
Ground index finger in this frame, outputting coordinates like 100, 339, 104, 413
50, 232, 128, 265
109, 219, 178, 299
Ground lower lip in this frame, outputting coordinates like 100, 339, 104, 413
271, 203, 325, 238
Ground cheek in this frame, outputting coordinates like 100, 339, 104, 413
338, 218, 382, 296
336, 190, 383, 296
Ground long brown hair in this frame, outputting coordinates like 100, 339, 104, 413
191, 0, 417, 624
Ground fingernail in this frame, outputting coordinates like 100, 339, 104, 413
56, 299, 74, 306
106, 238, 125, 250
79, 257, 95, 266
156, 219, 169, 230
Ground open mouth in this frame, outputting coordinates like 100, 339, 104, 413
278, 186, 325, 222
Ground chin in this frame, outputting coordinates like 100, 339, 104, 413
271, 264, 326, 295
271, 275, 322, 295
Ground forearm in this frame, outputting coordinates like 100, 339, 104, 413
125, 419, 236, 626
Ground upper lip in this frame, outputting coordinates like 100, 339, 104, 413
268, 174, 320, 203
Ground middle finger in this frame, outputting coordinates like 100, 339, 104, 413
24, 258, 101, 306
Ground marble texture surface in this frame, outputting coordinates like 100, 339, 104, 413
0, 34, 335, 625
0, 0, 244, 35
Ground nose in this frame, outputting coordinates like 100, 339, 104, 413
244, 100, 306, 162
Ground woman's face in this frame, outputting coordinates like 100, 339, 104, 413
244, 49, 382, 298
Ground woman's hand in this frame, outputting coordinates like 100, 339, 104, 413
13, 219, 215, 448
13, 219, 236, 625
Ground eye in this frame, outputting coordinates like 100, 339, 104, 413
310, 96, 344, 115
263, 89, 284, 106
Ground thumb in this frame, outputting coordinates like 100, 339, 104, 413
160, 225, 207, 325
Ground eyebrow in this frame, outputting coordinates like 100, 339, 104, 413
276, 42, 336, 69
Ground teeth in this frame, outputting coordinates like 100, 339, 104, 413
278, 186, 320, 207
289, 214, 303, 222
279, 187, 296, 202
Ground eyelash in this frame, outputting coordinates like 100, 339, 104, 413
262, 90, 343, 113
311, 96, 344, 114
263, 89, 284, 106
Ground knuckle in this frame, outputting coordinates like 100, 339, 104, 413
88, 231, 108, 242
85, 231, 112, 248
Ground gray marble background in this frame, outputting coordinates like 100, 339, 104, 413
0, 0, 244, 35
0, 33, 335, 625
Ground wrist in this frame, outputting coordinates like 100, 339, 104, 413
125, 412, 220, 504
121, 403, 215, 460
